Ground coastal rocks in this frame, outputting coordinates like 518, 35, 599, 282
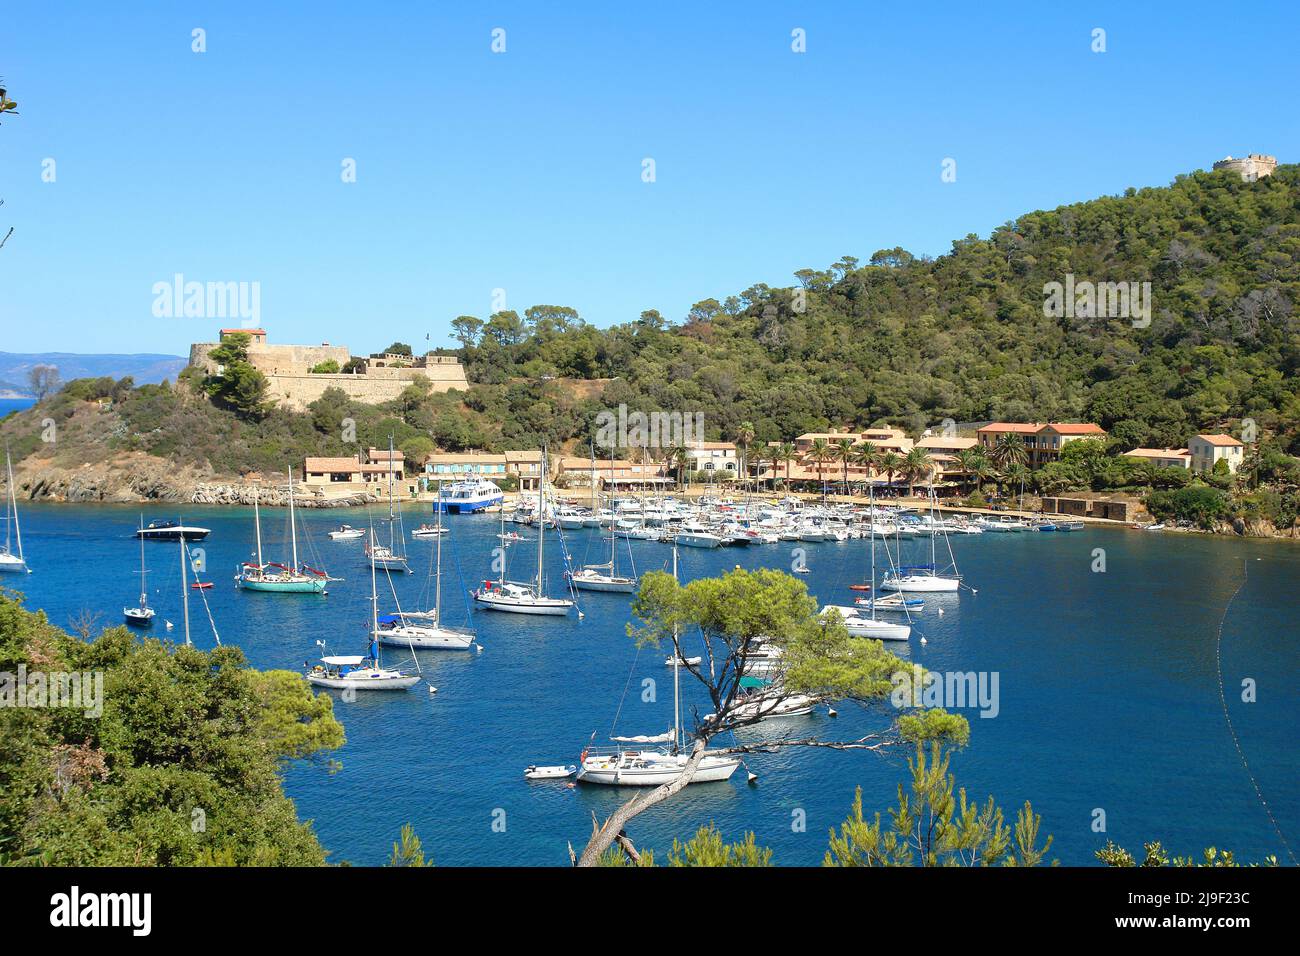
190, 483, 375, 508
13, 454, 376, 509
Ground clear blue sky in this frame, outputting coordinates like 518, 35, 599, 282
1, 1, 1296, 356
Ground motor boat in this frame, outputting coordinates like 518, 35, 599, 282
328, 525, 366, 540
135, 519, 210, 541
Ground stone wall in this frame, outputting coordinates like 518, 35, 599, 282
188, 338, 469, 411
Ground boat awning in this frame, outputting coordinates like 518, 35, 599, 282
321, 655, 365, 666
376, 614, 403, 624
896, 565, 935, 573
610, 730, 674, 744
739, 676, 770, 689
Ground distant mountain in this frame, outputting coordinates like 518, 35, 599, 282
0, 352, 187, 396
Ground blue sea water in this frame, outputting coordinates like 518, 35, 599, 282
3, 503, 1297, 867
0, 398, 36, 418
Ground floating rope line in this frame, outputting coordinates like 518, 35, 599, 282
1214, 558, 1296, 865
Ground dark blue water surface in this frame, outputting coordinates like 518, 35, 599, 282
4, 502, 1297, 866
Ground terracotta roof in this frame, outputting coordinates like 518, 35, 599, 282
1194, 434, 1244, 447
688, 441, 737, 451
221, 328, 266, 335
503, 450, 543, 462
366, 448, 405, 461
916, 436, 979, 450
1124, 448, 1190, 460
304, 457, 361, 471
977, 422, 1044, 434
1042, 423, 1107, 435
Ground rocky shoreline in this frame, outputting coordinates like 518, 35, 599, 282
12, 454, 377, 509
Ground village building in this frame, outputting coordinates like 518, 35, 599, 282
555, 457, 670, 490
976, 422, 1107, 468
301, 446, 414, 497
1123, 447, 1192, 469
1188, 434, 1245, 474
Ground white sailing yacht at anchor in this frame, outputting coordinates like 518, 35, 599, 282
576, 544, 740, 787
472, 448, 575, 616
821, 487, 910, 640
376, 499, 478, 650
0, 448, 27, 573
879, 486, 962, 593
567, 447, 638, 594
123, 515, 155, 627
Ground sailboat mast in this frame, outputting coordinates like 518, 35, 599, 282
369, 527, 380, 663
7, 450, 22, 562
671, 543, 681, 752
253, 483, 264, 569
608, 450, 616, 569
179, 531, 191, 645
536, 447, 546, 596
434, 479, 443, 625
138, 515, 148, 608
287, 468, 299, 571
868, 485, 878, 622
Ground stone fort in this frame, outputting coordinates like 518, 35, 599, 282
1212, 153, 1278, 182
188, 328, 470, 411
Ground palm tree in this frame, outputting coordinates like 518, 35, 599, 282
750, 444, 772, 491
853, 441, 880, 496
902, 447, 935, 497
735, 421, 755, 483
879, 452, 902, 493
809, 438, 832, 502
955, 447, 991, 495
778, 442, 796, 488
665, 444, 689, 489
833, 438, 856, 497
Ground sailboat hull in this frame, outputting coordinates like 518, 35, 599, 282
569, 574, 637, 593
306, 673, 420, 691
376, 624, 476, 650
577, 753, 740, 786
879, 575, 959, 592
238, 575, 328, 593
473, 592, 573, 615
0, 553, 26, 573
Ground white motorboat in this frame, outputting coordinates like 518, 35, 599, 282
675, 525, 722, 548
665, 655, 703, 667
433, 475, 504, 514
135, 519, 211, 541
410, 523, 448, 539
328, 525, 366, 540
707, 676, 816, 722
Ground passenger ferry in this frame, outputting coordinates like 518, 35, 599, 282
432, 476, 505, 514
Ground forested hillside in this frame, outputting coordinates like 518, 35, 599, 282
450, 164, 1300, 455
3, 163, 1297, 476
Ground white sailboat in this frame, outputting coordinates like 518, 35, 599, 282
306, 529, 420, 691
0, 448, 26, 573
473, 448, 574, 616
366, 436, 411, 572
123, 515, 155, 626
568, 447, 638, 593
237, 473, 330, 592
879, 486, 961, 593
377, 490, 478, 650
577, 544, 740, 787
821, 486, 911, 640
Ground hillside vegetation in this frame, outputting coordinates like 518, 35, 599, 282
2, 164, 1298, 512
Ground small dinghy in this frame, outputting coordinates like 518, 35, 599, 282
664, 655, 703, 667
190, 581, 214, 590
524, 764, 576, 780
